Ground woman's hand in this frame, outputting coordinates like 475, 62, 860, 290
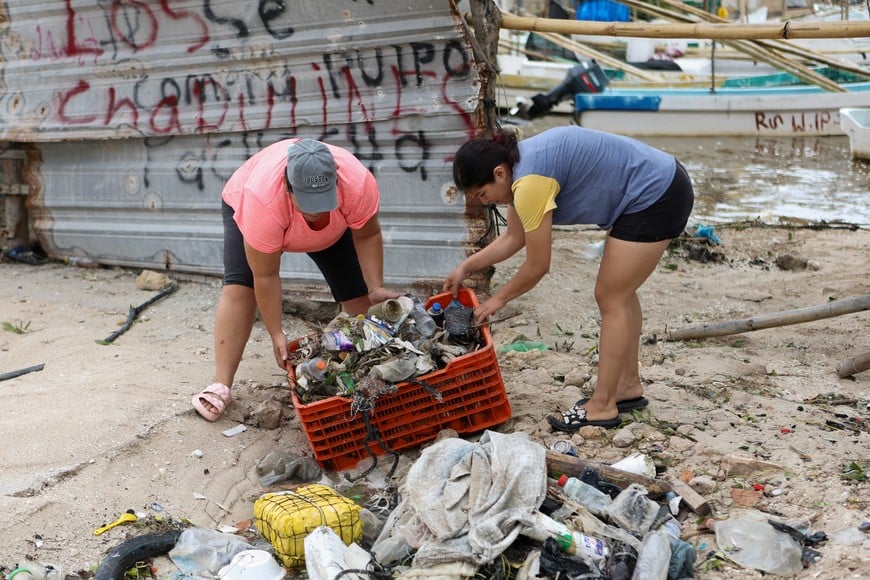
474, 295, 507, 324
443, 266, 468, 297
271, 331, 290, 372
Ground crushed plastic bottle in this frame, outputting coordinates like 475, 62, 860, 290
4, 563, 65, 580
604, 483, 661, 537
557, 474, 612, 517
296, 357, 329, 382
604, 541, 638, 580
408, 295, 437, 338
709, 517, 803, 577
371, 356, 418, 383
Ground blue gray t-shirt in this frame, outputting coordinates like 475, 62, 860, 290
513, 126, 676, 229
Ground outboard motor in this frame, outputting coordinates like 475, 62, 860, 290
525, 59, 609, 119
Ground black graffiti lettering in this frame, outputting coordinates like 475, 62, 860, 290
357, 48, 384, 87
210, 138, 238, 183
176, 150, 205, 190
346, 124, 384, 171
410, 42, 435, 87
322, 52, 356, 99
391, 45, 409, 87
183, 74, 229, 105
203, 0, 249, 38
259, 0, 294, 40
443, 39, 470, 78
395, 131, 430, 181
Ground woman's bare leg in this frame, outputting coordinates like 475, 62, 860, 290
581, 236, 670, 421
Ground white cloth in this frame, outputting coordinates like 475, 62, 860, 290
373, 431, 547, 569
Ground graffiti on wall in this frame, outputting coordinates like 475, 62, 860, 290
1, 0, 479, 186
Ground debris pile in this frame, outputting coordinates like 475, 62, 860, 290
289, 294, 481, 406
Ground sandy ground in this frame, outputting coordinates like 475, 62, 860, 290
1, 222, 868, 577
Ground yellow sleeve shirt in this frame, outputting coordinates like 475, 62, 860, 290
512, 174, 560, 232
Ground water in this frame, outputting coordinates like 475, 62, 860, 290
647, 135, 869, 226
521, 116, 870, 227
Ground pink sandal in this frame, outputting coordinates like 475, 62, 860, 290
192, 383, 232, 421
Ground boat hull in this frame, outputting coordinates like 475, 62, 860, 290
839, 107, 870, 159
574, 83, 870, 137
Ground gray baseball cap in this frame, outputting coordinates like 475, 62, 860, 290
285, 139, 338, 213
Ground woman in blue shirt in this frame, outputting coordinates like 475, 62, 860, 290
445, 126, 694, 432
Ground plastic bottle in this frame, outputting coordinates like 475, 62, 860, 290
557, 530, 609, 569
557, 474, 612, 517
426, 302, 444, 328
296, 357, 328, 382
708, 518, 803, 576
408, 295, 437, 338
630, 528, 671, 580
5, 563, 65, 580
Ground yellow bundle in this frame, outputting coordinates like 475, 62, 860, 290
253, 484, 363, 567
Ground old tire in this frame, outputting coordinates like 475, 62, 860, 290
94, 530, 182, 580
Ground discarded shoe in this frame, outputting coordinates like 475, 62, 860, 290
192, 382, 232, 421
575, 396, 649, 413
547, 404, 620, 432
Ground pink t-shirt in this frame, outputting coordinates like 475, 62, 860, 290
222, 139, 379, 254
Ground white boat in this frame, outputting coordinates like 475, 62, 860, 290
840, 107, 870, 160
573, 82, 870, 137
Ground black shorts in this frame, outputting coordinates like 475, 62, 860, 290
221, 201, 368, 302
609, 161, 694, 243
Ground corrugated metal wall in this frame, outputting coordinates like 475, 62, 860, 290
0, 0, 489, 289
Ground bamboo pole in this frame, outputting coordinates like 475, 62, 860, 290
615, 0, 847, 92
665, 295, 870, 341
534, 30, 666, 82
643, 0, 869, 80
836, 351, 870, 378
499, 11, 870, 40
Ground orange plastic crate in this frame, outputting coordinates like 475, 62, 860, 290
291, 288, 511, 471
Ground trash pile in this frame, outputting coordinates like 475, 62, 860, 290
289, 294, 480, 406
87, 430, 833, 579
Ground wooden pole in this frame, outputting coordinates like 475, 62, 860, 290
499, 11, 870, 40
665, 295, 870, 341
545, 450, 671, 498
836, 351, 870, 378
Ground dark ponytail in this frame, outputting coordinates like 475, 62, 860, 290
452, 130, 520, 191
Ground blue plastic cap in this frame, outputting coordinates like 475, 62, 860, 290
431, 303, 442, 313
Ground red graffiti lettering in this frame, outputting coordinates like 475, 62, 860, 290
150, 95, 182, 134
389, 65, 432, 118
190, 77, 230, 133
63, 0, 104, 60
104, 87, 139, 127
341, 66, 375, 133
110, 0, 158, 51
159, 0, 209, 53
58, 80, 99, 124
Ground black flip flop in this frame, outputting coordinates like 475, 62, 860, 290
574, 396, 649, 413
547, 405, 621, 432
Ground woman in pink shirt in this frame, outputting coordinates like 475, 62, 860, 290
192, 138, 397, 421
